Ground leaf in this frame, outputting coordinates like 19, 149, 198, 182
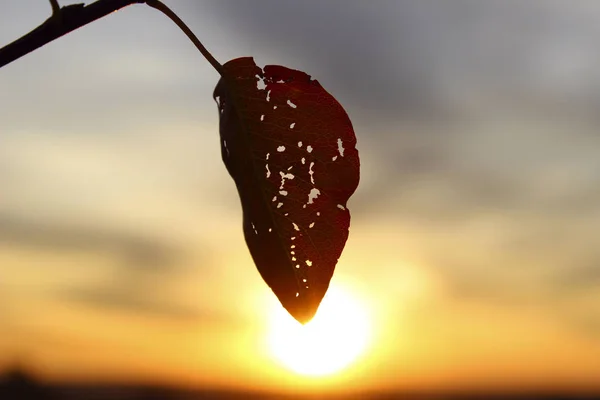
213, 57, 360, 324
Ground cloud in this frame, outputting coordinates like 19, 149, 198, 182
200, 2, 600, 330
0, 214, 183, 270
554, 257, 600, 290
57, 285, 204, 321
199, 0, 447, 122
201, 1, 600, 122
4, 0, 600, 343
0, 214, 227, 322
199, 1, 600, 222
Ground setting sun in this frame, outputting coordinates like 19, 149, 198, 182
266, 285, 372, 376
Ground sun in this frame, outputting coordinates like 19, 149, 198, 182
267, 284, 371, 376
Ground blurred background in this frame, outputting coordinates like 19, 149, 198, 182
1, 0, 600, 398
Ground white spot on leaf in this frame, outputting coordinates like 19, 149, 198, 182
307, 188, 321, 204
337, 138, 345, 156
306, 145, 313, 153
287, 100, 297, 108
279, 171, 295, 190
277, 146, 285, 152
256, 76, 266, 90
309, 162, 315, 184
222, 139, 229, 157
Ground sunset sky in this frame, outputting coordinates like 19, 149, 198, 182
1, 0, 600, 395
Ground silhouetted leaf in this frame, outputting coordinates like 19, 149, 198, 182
214, 57, 360, 324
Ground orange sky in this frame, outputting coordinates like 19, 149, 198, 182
2, 0, 600, 395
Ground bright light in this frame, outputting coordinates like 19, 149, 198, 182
267, 284, 371, 376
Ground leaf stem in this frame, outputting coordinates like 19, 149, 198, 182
146, 0, 223, 75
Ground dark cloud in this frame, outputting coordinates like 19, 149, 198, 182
58, 285, 204, 321
423, 249, 600, 340
200, 0, 600, 225
555, 260, 600, 290
201, 1, 600, 123
54, 259, 239, 324
0, 214, 230, 322
0, 214, 226, 322
189, 3, 600, 327
0, 214, 183, 269
199, 0, 449, 123
4, 0, 600, 341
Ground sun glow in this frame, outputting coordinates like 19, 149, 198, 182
267, 285, 371, 376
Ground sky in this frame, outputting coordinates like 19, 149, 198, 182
1, 0, 600, 395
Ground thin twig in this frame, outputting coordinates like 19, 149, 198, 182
0, 0, 223, 75
49, 0, 61, 15
0, 0, 145, 69
145, 0, 223, 75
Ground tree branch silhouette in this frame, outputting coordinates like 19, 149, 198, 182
0, 0, 143, 69
49, 0, 61, 15
0, 0, 222, 74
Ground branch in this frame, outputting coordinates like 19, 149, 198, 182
0, 0, 223, 75
49, 0, 61, 15
0, 0, 145, 69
